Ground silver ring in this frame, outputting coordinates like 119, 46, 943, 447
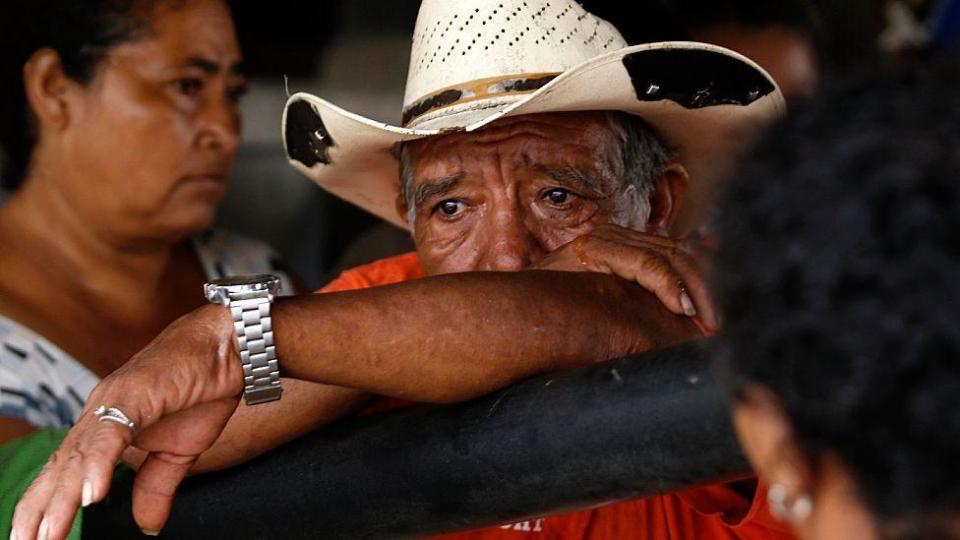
94, 405, 137, 432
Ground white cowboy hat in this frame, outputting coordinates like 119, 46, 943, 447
282, 0, 786, 231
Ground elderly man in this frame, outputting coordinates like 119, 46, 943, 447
12, 1, 788, 539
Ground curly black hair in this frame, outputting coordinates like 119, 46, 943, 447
0, 0, 185, 190
714, 57, 960, 537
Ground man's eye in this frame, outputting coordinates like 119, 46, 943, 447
435, 199, 465, 217
544, 188, 573, 205
175, 78, 204, 96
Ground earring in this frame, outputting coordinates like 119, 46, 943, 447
768, 483, 813, 524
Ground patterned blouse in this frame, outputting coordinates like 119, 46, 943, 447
0, 230, 294, 429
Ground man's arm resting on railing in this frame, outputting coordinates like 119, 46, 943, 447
10, 270, 705, 540
192, 270, 698, 472
270, 270, 697, 401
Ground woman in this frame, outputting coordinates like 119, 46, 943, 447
0, 0, 295, 443
715, 60, 960, 539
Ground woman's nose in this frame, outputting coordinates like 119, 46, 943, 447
197, 94, 241, 154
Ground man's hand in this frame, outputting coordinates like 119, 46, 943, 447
11, 306, 243, 540
533, 225, 719, 332
10, 242, 716, 540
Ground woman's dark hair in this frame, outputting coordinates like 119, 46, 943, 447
0, 0, 180, 190
714, 58, 960, 538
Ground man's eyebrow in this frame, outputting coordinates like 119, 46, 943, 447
535, 165, 604, 195
414, 174, 465, 207
183, 57, 247, 76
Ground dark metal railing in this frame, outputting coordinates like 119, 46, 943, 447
84, 341, 748, 539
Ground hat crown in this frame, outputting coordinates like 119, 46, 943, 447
403, 0, 627, 108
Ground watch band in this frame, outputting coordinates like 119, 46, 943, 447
227, 290, 282, 405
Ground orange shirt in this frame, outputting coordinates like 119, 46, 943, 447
320, 253, 795, 540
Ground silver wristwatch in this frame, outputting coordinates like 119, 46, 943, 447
204, 274, 283, 406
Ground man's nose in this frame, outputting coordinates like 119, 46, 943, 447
478, 209, 546, 271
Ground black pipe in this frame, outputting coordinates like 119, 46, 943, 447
84, 341, 748, 539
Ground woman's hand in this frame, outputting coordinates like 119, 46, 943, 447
532, 225, 720, 332
11, 305, 244, 540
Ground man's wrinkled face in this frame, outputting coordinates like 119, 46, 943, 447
403, 112, 648, 275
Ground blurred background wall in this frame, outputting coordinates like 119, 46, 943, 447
220, 1, 421, 289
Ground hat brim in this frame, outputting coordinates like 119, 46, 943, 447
282, 41, 786, 231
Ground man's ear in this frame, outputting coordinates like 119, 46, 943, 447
645, 162, 689, 236
732, 385, 813, 497
23, 48, 76, 133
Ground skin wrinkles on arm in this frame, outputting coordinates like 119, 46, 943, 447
129, 268, 698, 474
183, 268, 696, 473
7, 268, 702, 540
130, 268, 695, 474
270, 269, 700, 404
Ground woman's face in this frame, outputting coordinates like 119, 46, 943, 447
56, 0, 244, 243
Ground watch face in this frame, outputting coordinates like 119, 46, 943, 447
208, 274, 278, 288
205, 274, 281, 304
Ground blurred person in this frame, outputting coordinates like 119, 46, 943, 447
11, 1, 792, 539
715, 59, 960, 540
678, 0, 821, 106
663, 0, 822, 233
0, 0, 297, 445
880, 0, 960, 55
584, 0, 821, 234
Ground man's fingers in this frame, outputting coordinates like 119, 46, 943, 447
40, 421, 133, 540
11, 448, 66, 540
27, 419, 134, 540
131, 452, 198, 535
602, 246, 691, 317
80, 420, 136, 507
579, 228, 718, 330
618, 243, 718, 331
39, 450, 86, 540
121, 446, 150, 471
663, 247, 720, 332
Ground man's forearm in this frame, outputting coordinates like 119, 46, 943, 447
192, 271, 698, 472
270, 270, 699, 403
194, 380, 371, 473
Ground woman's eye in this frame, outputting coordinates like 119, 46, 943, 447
544, 188, 573, 205
227, 84, 248, 103
175, 78, 204, 96
435, 200, 464, 217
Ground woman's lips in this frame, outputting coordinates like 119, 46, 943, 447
183, 172, 229, 189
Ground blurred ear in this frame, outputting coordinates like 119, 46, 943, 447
645, 162, 689, 236
732, 385, 813, 496
22, 48, 76, 133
